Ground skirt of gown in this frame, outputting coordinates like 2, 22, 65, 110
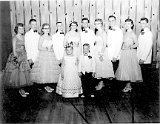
94, 47, 115, 79
56, 56, 82, 98
2, 52, 30, 87
115, 49, 143, 82
30, 50, 60, 84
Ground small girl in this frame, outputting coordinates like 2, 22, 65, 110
56, 43, 82, 98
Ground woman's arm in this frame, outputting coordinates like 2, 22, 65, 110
38, 36, 47, 51
12, 37, 17, 56
101, 31, 107, 53
130, 32, 138, 49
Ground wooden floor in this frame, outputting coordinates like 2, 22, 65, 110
1, 66, 159, 124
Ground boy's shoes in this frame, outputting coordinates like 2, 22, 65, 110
45, 86, 54, 93
81, 95, 85, 98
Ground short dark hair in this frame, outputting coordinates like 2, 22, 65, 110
29, 19, 37, 24
108, 15, 116, 20
82, 18, 90, 23
14, 23, 24, 34
56, 22, 62, 25
140, 17, 149, 23
125, 18, 134, 29
83, 43, 90, 48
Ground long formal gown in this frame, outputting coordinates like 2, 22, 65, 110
2, 36, 30, 87
30, 38, 60, 83
94, 35, 115, 79
67, 35, 81, 56
115, 36, 143, 82
56, 56, 82, 98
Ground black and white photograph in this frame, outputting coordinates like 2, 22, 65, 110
0, 0, 159, 123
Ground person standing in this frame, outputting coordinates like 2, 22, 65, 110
80, 18, 96, 55
52, 22, 65, 62
63, 21, 81, 57
115, 19, 143, 92
30, 23, 60, 92
25, 19, 40, 69
3, 23, 30, 97
137, 18, 153, 84
94, 19, 115, 90
56, 44, 82, 98
107, 15, 123, 73
78, 43, 96, 97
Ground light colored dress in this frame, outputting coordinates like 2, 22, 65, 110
2, 36, 30, 87
56, 56, 82, 98
94, 35, 115, 78
115, 35, 143, 82
30, 39, 60, 83
67, 35, 81, 56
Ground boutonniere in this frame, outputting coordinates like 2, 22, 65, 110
88, 54, 92, 59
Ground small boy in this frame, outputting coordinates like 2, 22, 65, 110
79, 43, 96, 98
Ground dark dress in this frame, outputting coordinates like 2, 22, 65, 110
2, 36, 30, 87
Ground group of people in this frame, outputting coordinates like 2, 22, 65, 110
2, 15, 153, 98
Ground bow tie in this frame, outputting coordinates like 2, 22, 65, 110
141, 29, 145, 35
109, 26, 116, 31
60, 32, 64, 34
34, 30, 37, 33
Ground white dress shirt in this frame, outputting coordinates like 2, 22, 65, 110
80, 28, 96, 55
137, 28, 153, 64
25, 29, 40, 62
107, 26, 123, 60
78, 53, 95, 74
52, 32, 65, 60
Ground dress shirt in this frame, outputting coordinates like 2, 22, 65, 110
52, 32, 65, 60
80, 28, 96, 55
137, 28, 153, 64
25, 29, 40, 62
107, 26, 123, 60
79, 54, 95, 74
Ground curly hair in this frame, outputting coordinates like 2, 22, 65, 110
14, 23, 24, 34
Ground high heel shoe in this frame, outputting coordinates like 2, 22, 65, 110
123, 87, 132, 92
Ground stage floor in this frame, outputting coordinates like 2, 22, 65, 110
1, 67, 159, 123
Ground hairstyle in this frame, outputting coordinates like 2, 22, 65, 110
14, 23, 24, 34
125, 18, 134, 29
140, 17, 149, 23
56, 21, 62, 25
56, 22, 62, 33
69, 21, 78, 32
83, 43, 90, 48
82, 18, 90, 23
94, 18, 103, 34
41, 23, 50, 35
29, 19, 37, 24
108, 15, 116, 20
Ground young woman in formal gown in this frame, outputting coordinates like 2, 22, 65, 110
115, 19, 143, 92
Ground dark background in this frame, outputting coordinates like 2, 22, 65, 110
0, 1, 12, 71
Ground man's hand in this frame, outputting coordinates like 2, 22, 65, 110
99, 56, 104, 62
92, 72, 96, 77
112, 57, 117, 62
139, 59, 145, 64
78, 72, 82, 77
28, 59, 33, 65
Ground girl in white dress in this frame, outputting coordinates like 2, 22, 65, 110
94, 19, 115, 90
30, 23, 60, 92
63, 21, 81, 57
56, 43, 82, 98
115, 19, 143, 92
